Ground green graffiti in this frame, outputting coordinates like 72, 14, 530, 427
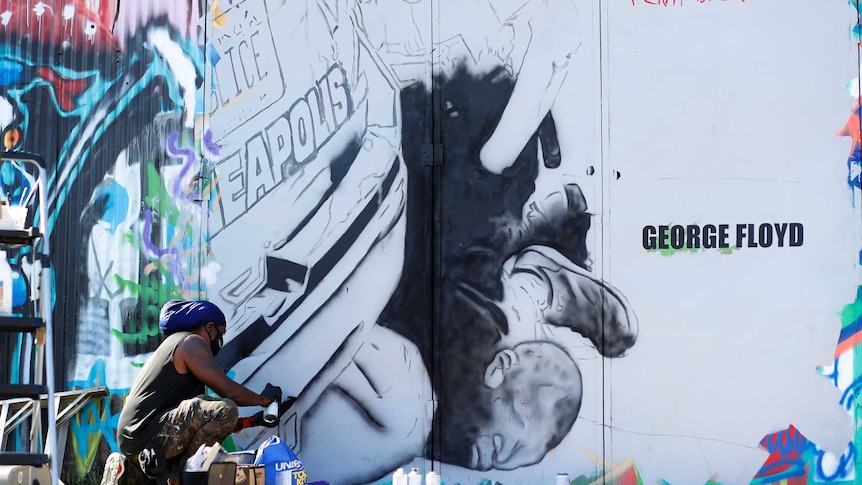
108, 155, 200, 347
571, 473, 611, 485
571, 475, 592, 485
145, 162, 193, 235
649, 245, 702, 257
646, 224, 740, 256
70, 401, 108, 477
121, 230, 141, 250
110, 269, 183, 345
68, 360, 116, 478
840, 294, 862, 329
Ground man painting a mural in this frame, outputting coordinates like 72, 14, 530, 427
0, 0, 642, 482
0, 0, 639, 482
103, 300, 285, 485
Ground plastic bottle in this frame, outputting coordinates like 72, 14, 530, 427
0, 251, 13, 316
425, 470, 441, 485
392, 468, 407, 485
407, 468, 422, 485
10, 267, 24, 308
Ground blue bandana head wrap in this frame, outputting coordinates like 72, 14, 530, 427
158, 300, 226, 336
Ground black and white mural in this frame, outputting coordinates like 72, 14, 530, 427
210, 1, 637, 483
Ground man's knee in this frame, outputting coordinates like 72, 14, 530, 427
191, 395, 237, 422
157, 396, 239, 455
186, 397, 239, 449
215, 398, 239, 427
197, 396, 238, 436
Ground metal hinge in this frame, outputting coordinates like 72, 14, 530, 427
422, 144, 443, 166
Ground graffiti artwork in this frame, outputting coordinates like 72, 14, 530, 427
0, 0, 858, 484
0, 0, 205, 476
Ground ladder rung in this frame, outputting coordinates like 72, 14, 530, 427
0, 317, 44, 333
0, 453, 50, 466
0, 384, 47, 399
0, 228, 39, 245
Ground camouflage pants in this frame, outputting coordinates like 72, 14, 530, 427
122, 395, 239, 485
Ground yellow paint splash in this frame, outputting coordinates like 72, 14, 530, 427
211, 1, 227, 28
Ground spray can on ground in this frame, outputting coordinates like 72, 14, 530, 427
425, 470, 441, 485
407, 468, 422, 485
392, 468, 407, 485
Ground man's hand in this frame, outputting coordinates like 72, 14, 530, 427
233, 411, 275, 431
255, 410, 279, 428
261, 383, 282, 406
232, 397, 297, 432
467, 0, 581, 174
360, 0, 581, 173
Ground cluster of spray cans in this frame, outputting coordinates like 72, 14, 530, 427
391, 468, 440, 485
392, 469, 569, 484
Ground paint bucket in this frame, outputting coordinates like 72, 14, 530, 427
556, 473, 570, 485
0, 205, 26, 230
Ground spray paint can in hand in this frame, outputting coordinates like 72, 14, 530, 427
407, 468, 422, 485
263, 401, 279, 425
556, 473, 570, 485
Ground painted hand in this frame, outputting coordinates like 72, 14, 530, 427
433, 0, 582, 173
361, 0, 581, 171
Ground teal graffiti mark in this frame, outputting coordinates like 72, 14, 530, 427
851, 0, 862, 42
44, 38, 203, 232
92, 181, 130, 234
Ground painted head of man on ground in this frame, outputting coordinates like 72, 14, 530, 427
439, 340, 582, 471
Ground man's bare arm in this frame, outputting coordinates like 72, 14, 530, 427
176, 335, 270, 407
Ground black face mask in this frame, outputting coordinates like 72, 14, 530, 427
207, 326, 224, 357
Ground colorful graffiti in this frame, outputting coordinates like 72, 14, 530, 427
728, 2, 862, 484
67, 359, 129, 478
751, 426, 855, 484
0, 0, 207, 477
